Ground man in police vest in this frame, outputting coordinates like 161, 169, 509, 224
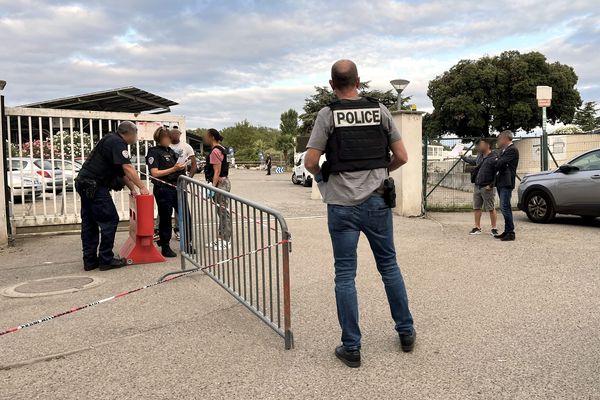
76, 121, 150, 271
304, 60, 415, 368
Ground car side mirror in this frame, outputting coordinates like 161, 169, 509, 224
558, 164, 579, 174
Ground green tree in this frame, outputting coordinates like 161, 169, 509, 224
277, 109, 299, 165
573, 101, 600, 132
220, 120, 279, 161
298, 82, 410, 137
427, 51, 582, 137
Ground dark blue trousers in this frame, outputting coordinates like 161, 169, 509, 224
154, 187, 178, 247
77, 185, 119, 266
498, 187, 515, 233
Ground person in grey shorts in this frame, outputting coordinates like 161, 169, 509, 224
461, 138, 498, 236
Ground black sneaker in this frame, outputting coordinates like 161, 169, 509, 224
490, 228, 499, 236
161, 246, 177, 258
501, 232, 516, 241
335, 345, 361, 368
153, 229, 160, 242
399, 329, 416, 353
494, 231, 507, 239
469, 227, 482, 235
99, 258, 128, 271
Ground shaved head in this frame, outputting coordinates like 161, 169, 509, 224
331, 59, 359, 91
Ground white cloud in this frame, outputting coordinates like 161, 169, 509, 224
0, 0, 598, 129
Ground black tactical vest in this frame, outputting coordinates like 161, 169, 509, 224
205, 145, 229, 182
326, 98, 390, 173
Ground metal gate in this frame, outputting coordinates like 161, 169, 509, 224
161, 176, 294, 350
3, 107, 185, 229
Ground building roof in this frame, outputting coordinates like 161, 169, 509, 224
20, 86, 178, 114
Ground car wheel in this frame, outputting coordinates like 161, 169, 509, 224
525, 191, 555, 223
303, 176, 312, 187
55, 188, 63, 195
292, 173, 299, 185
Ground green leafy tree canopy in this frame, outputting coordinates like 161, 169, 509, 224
298, 81, 410, 137
573, 101, 600, 132
277, 109, 299, 165
427, 51, 582, 138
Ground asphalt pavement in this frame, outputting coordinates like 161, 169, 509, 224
1, 169, 599, 399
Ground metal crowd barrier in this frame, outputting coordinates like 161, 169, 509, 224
160, 176, 294, 350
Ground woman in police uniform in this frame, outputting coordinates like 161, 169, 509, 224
146, 127, 186, 257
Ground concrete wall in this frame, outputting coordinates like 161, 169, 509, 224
389, 111, 424, 217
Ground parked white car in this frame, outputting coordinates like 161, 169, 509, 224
11, 157, 65, 194
7, 167, 43, 201
292, 151, 326, 187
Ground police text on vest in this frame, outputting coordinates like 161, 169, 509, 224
333, 108, 381, 128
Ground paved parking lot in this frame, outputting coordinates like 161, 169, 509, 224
1, 169, 599, 399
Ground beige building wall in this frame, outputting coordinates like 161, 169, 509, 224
514, 134, 600, 174
389, 111, 424, 217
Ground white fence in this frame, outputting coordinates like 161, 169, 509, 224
4, 107, 185, 228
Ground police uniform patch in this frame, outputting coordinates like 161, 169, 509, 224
148, 156, 154, 164
122, 150, 130, 159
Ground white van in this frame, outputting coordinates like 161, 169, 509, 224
292, 151, 326, 187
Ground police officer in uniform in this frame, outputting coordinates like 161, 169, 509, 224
304, 60, 415, 368
76, 121, 149, 271
145, 126, 187, 257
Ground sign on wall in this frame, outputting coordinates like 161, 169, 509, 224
136, 121, 163, 140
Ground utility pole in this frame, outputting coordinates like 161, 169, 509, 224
536, 86, 552, 171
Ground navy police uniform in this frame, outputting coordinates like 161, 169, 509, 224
76, 133, 131, 268
146, 145, 188, 247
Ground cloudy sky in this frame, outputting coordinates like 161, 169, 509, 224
1, 0, 598, 129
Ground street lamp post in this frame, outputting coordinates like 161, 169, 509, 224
536, 86, 552, 171
390, 79, 410, 111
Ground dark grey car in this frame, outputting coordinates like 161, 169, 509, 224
518, 148, 600, 223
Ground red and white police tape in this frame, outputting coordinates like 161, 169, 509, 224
0, 240, 288, 337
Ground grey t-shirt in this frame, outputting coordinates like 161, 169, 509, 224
306, 99, 401, 206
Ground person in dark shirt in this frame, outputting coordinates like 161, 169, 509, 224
76, 121, 149, 271
146, 126, 187, 257
265, 154, 272, 175
494, 130, 520, 241
461, 138, 498, 236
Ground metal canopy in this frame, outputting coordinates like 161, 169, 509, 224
20, 86, 178, 114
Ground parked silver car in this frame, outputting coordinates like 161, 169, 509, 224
52, 159, 82, 191
518, 148, 600, 222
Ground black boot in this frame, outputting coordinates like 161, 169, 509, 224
99, 258, 127, 271
161, 246, 177, 258
494, 231, 507, 239
501, 232, 516, 241
399, 329, 417, 352
335, 345, 361, 368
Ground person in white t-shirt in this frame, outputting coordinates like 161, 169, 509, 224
169, 128, 197, 178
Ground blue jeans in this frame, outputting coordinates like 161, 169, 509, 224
327, 195, 414, 350
498, 187, 514, 233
